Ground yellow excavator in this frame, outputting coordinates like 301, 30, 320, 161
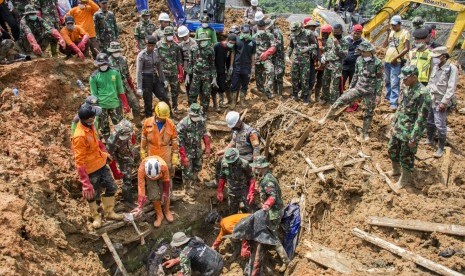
314, 0, 465, 53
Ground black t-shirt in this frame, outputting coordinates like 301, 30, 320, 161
214, 42, 231, 74
233, 38, 256, 72
343, 37, 363, 70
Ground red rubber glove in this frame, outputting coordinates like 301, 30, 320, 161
26, 33, 42, 56
51, 28, 66, 48
260, 46, 276, 61
212, 239, 221, 250
217, 178, 226, 202
241, 240, 251, 259
131, 133, 136, 145
78, 35, 89, 52
163, 257, 180, 268
262, 196, 275, 211
177, 64, 185, 83
77, 166, 95, 200
109, 160, 124, 180
70, 43, 85, 59
127, 77, 135, 91
97, 140, 107, 152
162, 180, 170, 204
203, 135, 211, 159
247, 178, 256, 205
131, 195, 147, 217
119, 93, 131, 114
179, 146, 189, 168
135, 40, 141, 53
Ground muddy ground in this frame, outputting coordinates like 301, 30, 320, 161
1, 3, 465, 276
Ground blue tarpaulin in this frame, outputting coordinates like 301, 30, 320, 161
281, 203, 301, 259
135, 0, 148, 12
166, 0, 186, 25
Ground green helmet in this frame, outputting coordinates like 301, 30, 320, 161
24, 4, 38, 15
358, 41, 375, 52
94, 53, 109, 65
188, 103, 202, 117
412, 16, 424, 27
224, 148, 240, 164
200, 15, 209, 23
107, 41, 122, 53
140, 9, 150, 17
196, 32, 210, 41
164, 26, 174, 36
399, 65, 419, 79
290, 22, 302, 32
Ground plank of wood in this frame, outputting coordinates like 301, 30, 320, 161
304, 241, 356, 274
318, 105, 348, 125
281, 105, 318, 122
351, 228, 464, 276
96, 210, 156, 235
441, 147, 452, 186
367, 216, 465, 236
102, 232, 129, 276
293, 125, 312, 151
307, 158, 367, 174
298, 151, 325, 182
375, 163, 400, 195
207, 123, 230, 132
240, 108, 248, 120
264, 133, 271, 159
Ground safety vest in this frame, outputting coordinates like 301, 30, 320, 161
409, 49, 431, 83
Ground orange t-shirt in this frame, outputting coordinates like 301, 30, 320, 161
215, 213, 251, 244
73, 122, 107, 174
60, 25, 88, 46
66, 0, 99, 38
137, 156, 170, 197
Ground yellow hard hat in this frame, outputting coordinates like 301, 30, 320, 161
155, 101, 170, 119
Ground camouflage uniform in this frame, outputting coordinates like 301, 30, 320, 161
19, 15, 54, 54
254, 29, 276, 98
389, 80, 431, 172
134, 16, 156, 51
152, 27, 164, 42
179, 36, 197, 94
157, 30, 182, 110
322, 36, 348, 103
270, 25, 285, 97
258, 171, 283, 229
178, 237, 224, 275
106, 120, 138, 202
287, 25, 318, 102
188, 35, 215, 114
35, 0, 60, 28
219, 157, 254, 214
93, 8, 119, 54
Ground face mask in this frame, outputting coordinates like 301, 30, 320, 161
241, 34, 251, 40
415, 43, 425, 49
363, 57, 372, 62
29, 15, 37, 21
256, 30, 264, 34
227, 42, 234, 49
99, 65, 109, 71
202, 23, 208, 28
190, 116, 201, 122
334, 34, 342, 39
200, 41, 209, 48
432, 57, 441, 65
78, 4, 86, 9
112, 53, 121, 58
166, 36, 174, 41
66, 24, 74, 31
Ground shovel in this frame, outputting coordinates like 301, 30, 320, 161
123, 213, 145, 245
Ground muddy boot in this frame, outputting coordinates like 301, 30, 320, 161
433, 136, 446, 158
395, 168, 412, 189
230, 92, 237, 109
102, 196, 124, 221
239, 93, 245, 107
153, 201, 164, 228
423, 127, 436, 145
88, 201, 102, 229
185, 179, 195, 196
388, 161, 401, 177
164, 198, 174, 223
225, 92, 232, 108
362, 121, 370, 141
219, 93, 226, 108
212, 94, 220, 112
50, 41, 58, 57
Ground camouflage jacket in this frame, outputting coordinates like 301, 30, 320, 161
109, 55, 132, 93
323, 36, 348, 70
157, 40, 182, 76
179, 37, 197, 73
152, 27, 164, 42
176, 115, 207, 157
253, 30, 276, 62
392, 82, 431, 143
189, 44, 215, 76
270, 27, 285, 66
134, 19, 157, 48
219, 158, 253, 194
230, 123, 260, 162
258, 171, 284, 221
35, 0, 61, 28
93, 9, 119, 43
350, 56, 384, 96
106, 133, 137, 163
287, 29, 318, 63
20, 16, 53, 42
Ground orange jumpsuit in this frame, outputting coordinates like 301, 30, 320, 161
214, 213, 250, 245
137, 156, 170, 201
73, 121, 107, 173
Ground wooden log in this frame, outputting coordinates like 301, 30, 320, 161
293, 125, 312, 151
367, 216, 465, 236
318, 105, 348, 125
351, 228, 464, 276
240, 108, 248, 121
264, 133, 271, 159
304, 240, 357, 274
375, 163, 400, 195
96, 210, 156, 235
298, 151, 325, 182
102, 232, 129, 276
441, 147, 452, 186
207, 123, 230, 132
281, 105, 318, 122
308, 158, 367, 174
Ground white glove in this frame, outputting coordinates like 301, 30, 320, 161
285, 56, 291, 63
228, 67, 233, 76
137, 89, 143, 96
321, 55, 326, 64
211, 77, 219, 88
164, 80, 169, 88
184, 74, 190, 85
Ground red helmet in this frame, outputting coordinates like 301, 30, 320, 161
353, 24, 363, 32
303, 17, 312, 26
321, 24, 333, 33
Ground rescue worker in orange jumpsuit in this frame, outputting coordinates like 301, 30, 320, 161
205, 210, 251, 250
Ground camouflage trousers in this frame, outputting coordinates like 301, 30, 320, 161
322, 68, 342, 103
335, 88, 377, 133
291, 61, 312, 100
255, 60, 274, 97
119, 158, 136, 201
189, 73, 213, 114
273, 64, 285, 96
125, 88, 142, 127
182, 152, 202, 182
388, 136, 418, 172
99, 106, 123, 141
227, 189, 252, 216
165, 74, 181, 109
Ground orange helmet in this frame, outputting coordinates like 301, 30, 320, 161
321, 24, 333, 33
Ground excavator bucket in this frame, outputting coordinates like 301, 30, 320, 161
312, 7, 348, 32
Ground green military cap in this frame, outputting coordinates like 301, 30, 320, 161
250, 156, 270, 168
163, 26, 174, 35
107, 41, 122, 53
196, 32, 210, 41
224, 148, 240, 164
412, 16, 424, 26
188, 103, 202, 117
24, 4, 38, 15
358, 40, 375, 52
200, 15, 209, 23
399, 65, 419, 79
140, 9, 150, 16
290, 22, 302, 31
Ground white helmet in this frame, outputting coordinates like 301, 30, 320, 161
158, 12, 170, 22
145, 157, 161, 179
251, 0, 258, 6
254, 11, 264, 22
226, 111, 240, 128
177, 25, 189, 38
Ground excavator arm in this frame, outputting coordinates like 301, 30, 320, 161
363, 0, 465, 53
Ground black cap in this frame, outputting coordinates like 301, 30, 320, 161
65, 16, 74, 24
412, 28, 429, 39
241, 24, 251, 33
146, 35, 157, 45
227, 34, 237, 42
256, 20, 266, 27
100, 0, 108, 2
78, 104, 97, 120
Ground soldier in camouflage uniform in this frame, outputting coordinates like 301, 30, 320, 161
254, 19, 276, 99
134, 9, 156, 53
286, 22, 319, 104
321, 24, 348, 103
107, 41, 142, 127
93, 0, 118, 54
107, 119, 138, 202
152, 12, 170, 42
388, 65, 431, 189
157, 26, 184, 112
189, 32, 216, 115
35, 0, 61, 56
330, 41, 383, 140
177, 25, 196, 95
18, 5, 66, 56
217, 148, 256, 215
267, 17, 285, 99
177, 103, 211, 195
